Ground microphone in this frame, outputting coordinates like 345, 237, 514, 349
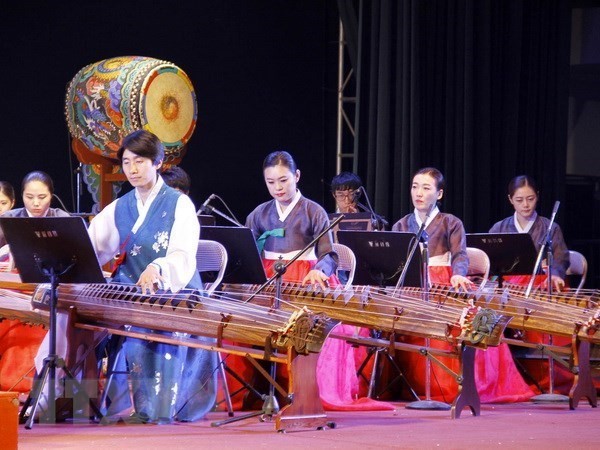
197, 194, 215, 215
544, 200, 560, 236
357, 186, 389, 230
426, 200, 437, 219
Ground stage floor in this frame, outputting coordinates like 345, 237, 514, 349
17, 401, 599, 449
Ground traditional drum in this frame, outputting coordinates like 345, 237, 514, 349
65, 56, 197, 164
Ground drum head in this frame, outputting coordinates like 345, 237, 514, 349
140, 65, 197, 153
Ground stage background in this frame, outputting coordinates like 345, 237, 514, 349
2, 1, 599, 287
2, 1, 340, 217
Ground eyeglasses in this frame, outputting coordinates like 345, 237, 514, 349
333, 190, 357, 200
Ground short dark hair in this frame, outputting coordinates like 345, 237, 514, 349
263, 150, 298, 173
22, 171, 54, 195
507, 175, 538, 198
161, 166, 191, 194
331, 172, 362, 192
0, 181, 15, 203
117, 130, 165, 165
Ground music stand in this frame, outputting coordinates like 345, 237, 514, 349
198, 226, 270, 423
467, 232, 565, 400
337, 230, 420, 400
328, 212, 372, 242
337, 230, 421, 287
466, 233, 538, 284
0, 217, 105, 429
198, 214, 216, 227
200, 226, 267, 284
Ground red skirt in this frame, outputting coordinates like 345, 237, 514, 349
395, 266, 534, 402
503, 275, 575, 395
0, 320, 46, 393
217, 258, 393, 412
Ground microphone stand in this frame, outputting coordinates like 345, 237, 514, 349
393, 204, 450, 410
201, 204, 243, 227
393, 202, 435, 296
243, 215, 344, 306
212, 215, 343, 427
405, 233, 451, 411
75, 163, 83, 213
356, 186, 388, 230
527, 201, 568, 403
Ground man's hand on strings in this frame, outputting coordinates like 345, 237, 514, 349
302, 269, 330, 289
137, 263, 165, 295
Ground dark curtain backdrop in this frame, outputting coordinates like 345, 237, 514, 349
1, 1, 340, 221
339, 0, 571, 232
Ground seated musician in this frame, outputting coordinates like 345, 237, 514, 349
331, 171, 387, 231
87, 130, 217, 423
331, 172, 362, 214
0, 181, 15, 215
0, 181, 15, 262
490, 175, 571, 394
490, 175, 569, 291
392, 167, 534, 403
160, 165, 191, 196
0, 172, 70, 248
243, 151, 390, 411
0, 174, 68, 397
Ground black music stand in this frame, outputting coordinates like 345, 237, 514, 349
198, 214, 216, 227
199, 226, 270, 421
328, 212, 373, 242
467, 232, 554, 393
337, 230, 421, 287
466, 233, 539, 284
0, 217, 105, 429
212, 217, 342, 429
337, 230, 420, 400
200, 226, 268, 284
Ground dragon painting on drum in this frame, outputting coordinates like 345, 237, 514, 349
65, 56, 198, 209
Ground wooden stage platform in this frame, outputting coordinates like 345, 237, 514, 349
16, 401, 599, 449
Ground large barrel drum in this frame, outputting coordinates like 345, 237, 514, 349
65, 56, 197, 163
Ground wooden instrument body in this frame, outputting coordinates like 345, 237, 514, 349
29, 282, 336, 431
221, 282, 511, 349
413, 284, 600, 343
0, 288, 48, 326
31, 283, 333, 355
411, 284, 600, 409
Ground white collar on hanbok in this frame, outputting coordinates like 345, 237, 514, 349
414, 205, 439, 229
25, 209, 49, 217
276, 190, 302, 222
513, 210, 537, 233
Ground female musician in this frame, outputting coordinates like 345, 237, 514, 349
490, 175, 571, 393
246, 150, 337, 286
392, 167, 533, 402
0, 181, 15, 215
244, 151, 388, 410
0, 174, 67, 396
490, 175, 569, 291
0, 171, 70, 247
391, 167, 472, 290
87, 130, 217, 423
